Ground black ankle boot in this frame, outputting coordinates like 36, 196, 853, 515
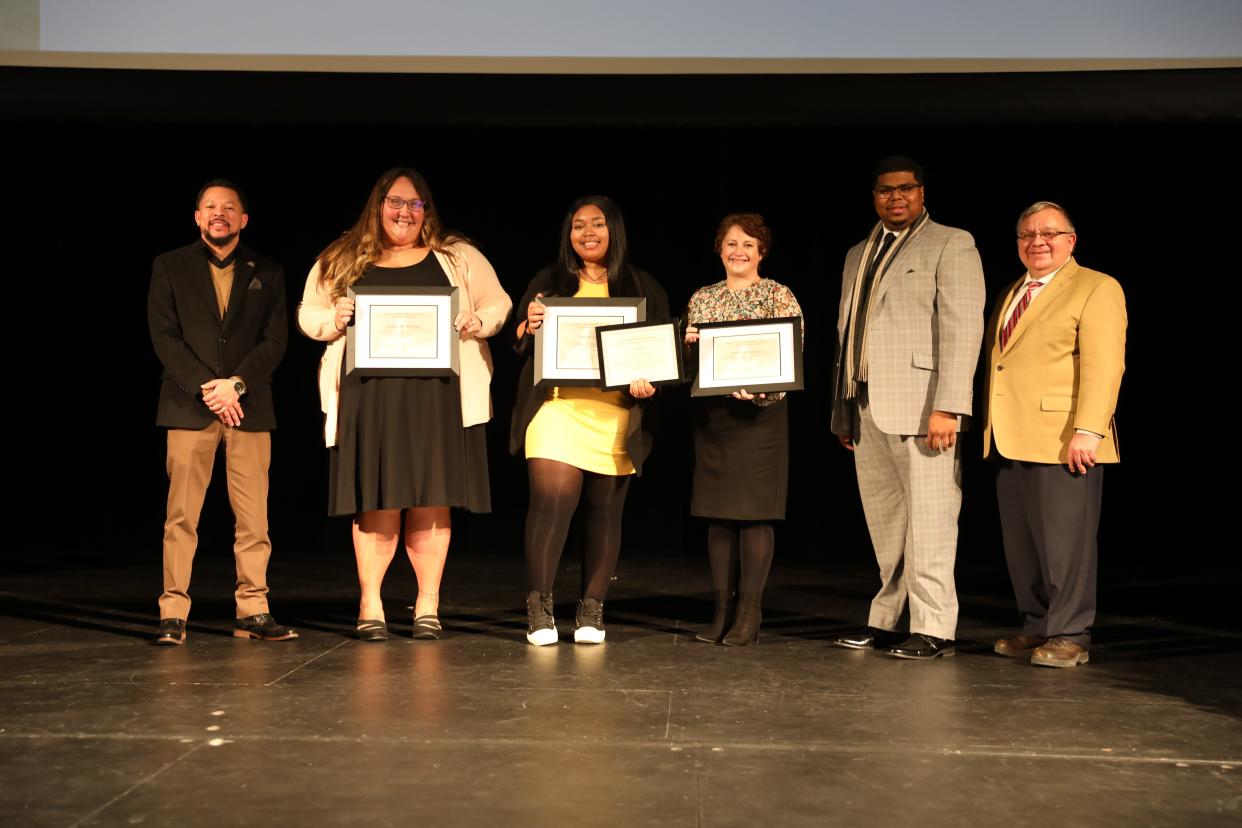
721, 594, 762, 646
694, 590, 737, 643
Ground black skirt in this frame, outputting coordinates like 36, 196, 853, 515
328, 258, 490, 516
690, 397, 789, 521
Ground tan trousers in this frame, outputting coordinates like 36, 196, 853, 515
159, 423, 272, 620
853, 402, 962, 640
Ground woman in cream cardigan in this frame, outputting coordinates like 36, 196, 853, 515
299, 167, 511, 642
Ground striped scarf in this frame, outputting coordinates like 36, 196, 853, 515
841, 210, 930, 400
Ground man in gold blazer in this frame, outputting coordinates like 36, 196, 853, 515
831, 157, 986, 660
983, 201, 1127, 668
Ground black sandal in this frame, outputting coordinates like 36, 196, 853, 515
356, 619, 388, 642
412, 615, 442, 640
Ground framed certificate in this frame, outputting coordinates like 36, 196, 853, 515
691, 316, 803, 397
345, 285, 460, 376
595, 319, 685, 391
533, 297, 646, 387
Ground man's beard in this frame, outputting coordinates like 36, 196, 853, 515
202, 228, 239, 251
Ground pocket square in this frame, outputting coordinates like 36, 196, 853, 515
247, 276, 263, 290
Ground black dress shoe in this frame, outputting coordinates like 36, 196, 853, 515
831, 626, 904, 650
233, 613, 298, 641
153, 618, 186, 646
885, 633, 955, 659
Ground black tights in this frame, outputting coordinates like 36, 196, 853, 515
525, 458, 631, 601
707, 521, 775, 598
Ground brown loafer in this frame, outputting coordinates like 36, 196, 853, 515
994, 634, 1047, 658
1031, 637, 1089, 668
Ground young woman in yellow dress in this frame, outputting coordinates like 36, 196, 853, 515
510, 195, 669, 645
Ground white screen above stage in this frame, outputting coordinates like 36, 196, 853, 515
6, 0, 1241, 71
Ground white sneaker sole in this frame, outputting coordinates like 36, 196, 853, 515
574, 626, 605, 644
527, 627, 558, 646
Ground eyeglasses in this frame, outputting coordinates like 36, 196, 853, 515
385, 197, 427, 212
1017, 230, 1073, 243
874, 183, 921, 200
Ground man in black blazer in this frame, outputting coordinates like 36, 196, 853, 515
148, 180, 295, 645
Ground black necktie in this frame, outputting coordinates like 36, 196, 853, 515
869, 232, 895, 276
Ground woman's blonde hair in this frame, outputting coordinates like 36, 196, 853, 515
317, 166, 468, 298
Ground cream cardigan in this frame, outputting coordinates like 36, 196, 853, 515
297, 242, 512, 447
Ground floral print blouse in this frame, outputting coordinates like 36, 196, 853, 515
685, 278, 804, 406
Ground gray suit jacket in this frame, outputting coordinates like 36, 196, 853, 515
831, 216, 985, 437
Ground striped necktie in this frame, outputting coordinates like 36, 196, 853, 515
850, 232, 897, 377
1000, 281, 1040, 350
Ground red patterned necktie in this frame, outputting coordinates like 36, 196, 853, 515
999, 281, 1040, 350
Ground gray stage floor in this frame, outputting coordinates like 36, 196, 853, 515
2, 548, 1239, 827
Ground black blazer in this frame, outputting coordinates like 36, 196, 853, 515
148, 241, 287, 431
508, 264, 669, 475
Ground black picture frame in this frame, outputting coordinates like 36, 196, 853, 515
532, 296, 647, 388
346, 284, 461, 377
690, 316, 804, 397
595, 318, 686, 391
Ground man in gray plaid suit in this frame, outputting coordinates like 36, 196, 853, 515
830, 156, 985, 659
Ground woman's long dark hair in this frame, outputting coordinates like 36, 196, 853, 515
549, 195, 643, 297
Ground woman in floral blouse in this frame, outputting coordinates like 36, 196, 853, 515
684, 213, 804, 646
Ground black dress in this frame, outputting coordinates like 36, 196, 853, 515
328, 257, 490, 516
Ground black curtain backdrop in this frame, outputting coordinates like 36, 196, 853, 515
4, 67, 1238, 619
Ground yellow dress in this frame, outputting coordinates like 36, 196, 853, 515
524, 279, 635, 475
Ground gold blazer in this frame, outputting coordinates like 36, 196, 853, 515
983, 258, 1127, 464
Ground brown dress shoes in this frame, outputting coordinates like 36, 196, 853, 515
1030, 637, 1089, 668
993, 634, 1048, 657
